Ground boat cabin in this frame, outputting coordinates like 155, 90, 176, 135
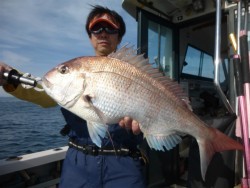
122, 0, 248, 187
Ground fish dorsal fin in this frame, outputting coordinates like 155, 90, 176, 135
108, 45, 148, 68
108, 45, 192, 110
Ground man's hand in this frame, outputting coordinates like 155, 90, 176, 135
0, 62, 13, 86
119, 117, 141, 135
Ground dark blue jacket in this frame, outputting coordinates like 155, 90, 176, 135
59, 108, 146, 188
60, 108, 143, 149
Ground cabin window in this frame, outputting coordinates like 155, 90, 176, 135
148, 20, 173, 77
137, 9, 177, 79
181, 45, 228, 84
182, 45, 214, 79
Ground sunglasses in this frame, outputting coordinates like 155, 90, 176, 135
90, 26, 119, 35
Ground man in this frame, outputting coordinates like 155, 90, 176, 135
0, 5, 145, 188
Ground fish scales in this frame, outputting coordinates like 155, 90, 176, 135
42, 46, 243, 180
89, 57, 177, 130
91, 58, 211, 138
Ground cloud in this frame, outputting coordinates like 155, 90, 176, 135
0, 0, 138, 97
1, 50, 31, 68
0, 0, 137, 51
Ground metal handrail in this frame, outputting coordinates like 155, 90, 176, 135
213, 0, 235, 114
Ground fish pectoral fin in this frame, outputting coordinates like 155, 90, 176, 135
83, 93, 107, 124
145, 133, 182, 151
82, 93, 95, 107
87, 121, 108, 147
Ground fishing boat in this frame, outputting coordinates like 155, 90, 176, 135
0, 0, 249, 187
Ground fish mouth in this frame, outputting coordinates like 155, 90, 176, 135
41, 77, 52, 89
41, 77, 65, 106
41, 76, 81, 108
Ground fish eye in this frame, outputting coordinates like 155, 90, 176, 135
58, 65, 69, 74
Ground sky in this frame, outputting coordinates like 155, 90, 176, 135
0, 0, 137, 97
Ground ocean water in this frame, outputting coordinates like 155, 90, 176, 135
0, 97, 68, 160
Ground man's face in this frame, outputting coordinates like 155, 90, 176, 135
89, 22, 121, 56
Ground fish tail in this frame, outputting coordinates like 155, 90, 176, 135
197, 127, 243, 180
